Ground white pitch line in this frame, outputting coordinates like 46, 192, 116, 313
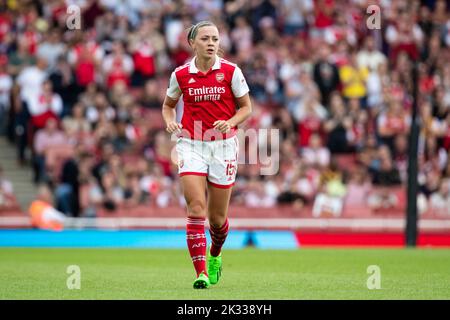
1, 216, 449, 232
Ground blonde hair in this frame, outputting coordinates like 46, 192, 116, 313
187, 20, 217, 43
187, 20, 224, 57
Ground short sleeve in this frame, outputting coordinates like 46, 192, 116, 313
166, 72, 182, 100
231, 66, 250, 98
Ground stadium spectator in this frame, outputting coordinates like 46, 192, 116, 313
365, 61, 388, 110
29, 184, 65, 231
77, 151, 101, 217
312, 158, 347, 217
0, 56, 13, 136
324, 10, 357, 46
7, 36, 36, 78
244, 176, 275, 208
0, 164, 16, 211
429, 178, 450, 216
417, 5, 433, 39
296, 95, 327, 148
291, 70, 323, 123
1, 0, 449, 219
62, 102, 92, 140
244, 52, 269, 103
377, 100, 411, 153
356, 134, 380, 171
102, 40, 134, 89
339, 50, 369, 105
16, 57, 47, 105
371, 145, 402, 186
129, 16, 166, 86
313, 43, 340, 106
100, 169, 124, 212
85, 91, 116, 125
367, 187, 399, 212
349, 107, 369, 150
301, 133, 330, 169
311, 0, 335, 37
420, 169, 441, 199
357, 36, 387, 73
323, 94, 354, 153
36, 28, 66, 71
67, 32, 104, 89
27, 80, 63, 130
230, 15, 253, 56
138, 79, 163, 110
392, 134, 409, 183
278, 160, 316, 208
344, 165, 372, 208
385, 8, 424, 62
48, 56, 79, 116
32, 118, 67, 183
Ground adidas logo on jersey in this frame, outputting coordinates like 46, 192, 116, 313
188, 78, 196, 84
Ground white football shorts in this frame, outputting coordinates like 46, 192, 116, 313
176, 136, 239, 188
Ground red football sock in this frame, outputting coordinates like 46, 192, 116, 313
209, 218, 229, 257
186, 216, 207, 276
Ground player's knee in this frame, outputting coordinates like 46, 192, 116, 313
187, 199, 206, 216
208, 214, 226, 228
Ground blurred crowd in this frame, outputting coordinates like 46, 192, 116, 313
1, 0, 450, 217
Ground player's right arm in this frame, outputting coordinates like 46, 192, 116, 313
162, 71, 183, 134
162, 95, 182, 133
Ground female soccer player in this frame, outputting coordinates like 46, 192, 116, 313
162, 21, 252, 289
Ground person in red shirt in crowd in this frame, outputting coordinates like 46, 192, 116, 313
0, 10, 12, 44
311, 0, 335, 39
314, 0, 335, 28
68, 32, 104, 88
385, 9, 424, 62
377, 100, 411, 153
129, 18, 159, 87
297, 95, 327, 148
20, 24, 40, 56
102, 41, 134, 89
162, 21, 252, 289
28, 80, 63, 130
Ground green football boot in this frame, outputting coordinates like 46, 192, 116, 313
207, 246, 222, 285
193, 271, 210, 289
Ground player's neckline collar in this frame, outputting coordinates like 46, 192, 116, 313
189, 55, 221, 74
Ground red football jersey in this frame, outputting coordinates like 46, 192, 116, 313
166, 55, 249, 141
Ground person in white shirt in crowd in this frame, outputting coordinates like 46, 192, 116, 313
16, 57, 48, 105
302, 133, 331, 169
357, 36, 387, 72
429, 178, 450, 216
280, 0, 313, 35
36, 28, 66, 72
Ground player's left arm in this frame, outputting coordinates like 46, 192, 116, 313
214, 66, 252, 133
214, 93, 252, 133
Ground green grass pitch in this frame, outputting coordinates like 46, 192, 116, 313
0, 248, 449, 299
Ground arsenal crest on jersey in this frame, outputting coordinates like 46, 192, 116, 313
216, 73, 224, 82
179, 159, 184, 168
